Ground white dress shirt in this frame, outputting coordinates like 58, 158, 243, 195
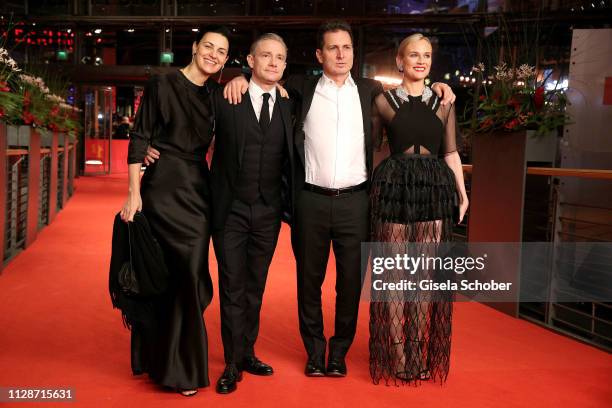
248, 79, 276, 121
303, 73, 367, 189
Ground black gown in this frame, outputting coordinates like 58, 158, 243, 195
369, 87, 459, 386
127, 70, 216, 389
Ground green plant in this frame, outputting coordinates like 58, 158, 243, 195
463, 62, 569, 136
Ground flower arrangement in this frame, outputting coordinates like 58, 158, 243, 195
0, 47, 23, 122
0, 47, 81, 136
463, 62, 570, 136
19, 73, 52, 127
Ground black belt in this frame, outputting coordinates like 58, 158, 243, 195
153, 145, 203, 163
304, 181, 367, 196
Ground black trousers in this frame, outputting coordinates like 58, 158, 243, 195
292, 188, 369, 364
213, 197, 281, 367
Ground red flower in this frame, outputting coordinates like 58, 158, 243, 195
479, 95, 486, 101
0, 107, 4, 118
504, 118, 520, 130
23, 110, 35, 125
23, 91, 31, 107
0, 81, 9, 92
480, 118, 494, 129
534, 86, 545, 110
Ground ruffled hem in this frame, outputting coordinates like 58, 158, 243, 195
371, 154, 457, 224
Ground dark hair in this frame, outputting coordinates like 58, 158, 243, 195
316, 20, 353, 50
194, 25, 232, 44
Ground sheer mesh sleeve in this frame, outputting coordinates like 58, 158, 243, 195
374, 93, 396, 125
441, 103, 459, 155
372, 97, 383, 150
127, 76, 159, 164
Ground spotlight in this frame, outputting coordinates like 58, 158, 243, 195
127, 28, 135, 33
94, 28, 102, 34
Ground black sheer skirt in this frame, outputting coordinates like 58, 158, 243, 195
369, 153, 457, 386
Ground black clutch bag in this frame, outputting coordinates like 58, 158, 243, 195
110, 211, 169, 299
118, 221, 140, 295
453, 205, 461, 224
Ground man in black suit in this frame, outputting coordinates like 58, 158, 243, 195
209, 33, 294, 394
224, 21, 454, 379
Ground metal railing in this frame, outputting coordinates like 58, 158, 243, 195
523, 170, 611, 351
39, 151, 51, 229
57, 149, 65, 210
1, 126, 79, 271
68, 145, 75, 197
461, 164, 612, 351
4, 151, 29, 262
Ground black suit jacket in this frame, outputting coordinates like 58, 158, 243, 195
209, 88, 296, 231
283, 74, 384, 195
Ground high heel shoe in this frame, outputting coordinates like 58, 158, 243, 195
392, 340, 416, 381
178, 389, 198, 397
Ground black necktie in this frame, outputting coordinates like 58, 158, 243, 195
259, 92, 271, 133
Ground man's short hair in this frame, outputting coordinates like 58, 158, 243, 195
249, 33, 288, 56
316, 20, 353, 50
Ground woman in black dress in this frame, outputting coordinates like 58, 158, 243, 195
369, 34, 469, 386
120, 26, 230, 396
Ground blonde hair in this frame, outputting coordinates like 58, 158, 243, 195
397, 33, 432, 57
250, 33, 288, 55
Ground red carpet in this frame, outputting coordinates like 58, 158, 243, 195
0, 175, 610, 407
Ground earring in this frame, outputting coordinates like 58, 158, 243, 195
398, 65, 404, 73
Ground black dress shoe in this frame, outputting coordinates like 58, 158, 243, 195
216, 365, 243, 394
242, 356, 274, 376
304, 359, 326, 377
326, 359, 347, 377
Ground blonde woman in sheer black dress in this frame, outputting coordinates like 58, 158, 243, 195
369, 34, 469, 386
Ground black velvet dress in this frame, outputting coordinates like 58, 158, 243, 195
127, 70, 216, 389
369, 87, 459, 386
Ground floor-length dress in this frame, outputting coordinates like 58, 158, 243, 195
369, 86, 458, 386
126, 70, 217, 389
